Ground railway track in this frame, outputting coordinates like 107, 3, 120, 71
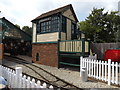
3, 55, 82, 90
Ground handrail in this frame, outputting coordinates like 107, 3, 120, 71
59, 39, 90, 54
60, 39, 82, 42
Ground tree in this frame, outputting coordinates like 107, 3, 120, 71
22, 26, 32, 36
15, 24, 20, 29
79, 8, 120, 43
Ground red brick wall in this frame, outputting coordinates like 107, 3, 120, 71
0, 44, 4, 60
0, 27, 2, 31
32, 43, 58, 67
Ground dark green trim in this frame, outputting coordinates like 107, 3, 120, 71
36, 31, 59, 35
60, 56, 80, 59
32, 41, 58, 44
57, 14, 62, 68
58, 40, 60, 68
88, 40, 91, 55
60, 62, 80, 67
35, 24, 37, 42
60, 51, 82, 53
81, 38, 85, 56
59, 14, 62, 40
60, 39, 82, 42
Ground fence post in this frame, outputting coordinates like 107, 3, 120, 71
80, 57, 83, 77
11, 71, 15, 88
0, 65, 2, 76
43, 83, 47, 88
31, 78, 35, 88
15, 67, 22, 88
105, 61, 107, 82
26, 76, 31, 88
108, 59, 111, 85
36, 80, 41, 88
115, 62, 118, 85
22, 75, 26, 88
49, 85, 54, 90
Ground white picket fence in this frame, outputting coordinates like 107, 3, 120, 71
84, 54, 97, 60
80, 56, 120, 86
0, 65, 54, 89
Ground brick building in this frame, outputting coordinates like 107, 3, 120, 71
32, 4, 90, 67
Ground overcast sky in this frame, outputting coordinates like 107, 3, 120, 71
0, 0, 119, 28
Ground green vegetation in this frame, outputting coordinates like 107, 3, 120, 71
22, 26, 32, 36
79, 8, 120, 43
15, 24, 32, 36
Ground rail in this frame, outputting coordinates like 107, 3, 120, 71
4, 55, 81, 89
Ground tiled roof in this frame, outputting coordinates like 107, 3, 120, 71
32, 4, 78, 22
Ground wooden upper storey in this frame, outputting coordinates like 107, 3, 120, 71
32, 4, 82, 43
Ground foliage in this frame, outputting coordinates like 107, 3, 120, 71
15, 24, 20, 29
79, 8, 120, 43
22, 26, 32, 36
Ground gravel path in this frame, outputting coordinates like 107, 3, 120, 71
34, 63, 119, 88
2, 55, 120, 89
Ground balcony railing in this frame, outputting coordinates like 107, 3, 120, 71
59, 39, 90, 55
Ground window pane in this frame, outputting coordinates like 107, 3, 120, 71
39, 15, 60, 33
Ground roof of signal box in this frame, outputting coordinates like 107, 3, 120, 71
31, 4, 78, 22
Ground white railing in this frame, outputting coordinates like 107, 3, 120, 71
1, 65, 54, 89
80, 57, 120, 86
84, 54, 97, 60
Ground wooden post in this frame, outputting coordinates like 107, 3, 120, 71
80, 57, 83, 77
22, 75, 26, 88
0, 65, 1, 76
99, 61, 101, 80
115, 62, 118, 85
43, 83, 47, 88
102, 61, 104, 81
36, 80, 41, 88
15, 67, 22, 88
87, 59, 89, 75
87, 40, 90, 55
58, 39, 60, 68
31, 78, 35, 88
105, 61, 107, 82
108, 59, 111, 85
81, 38, 85, 56
96, 60, 98, 79
91, 59, 93, 77
49, 85, 54, 90
26, 77, 30, 88
89, 59, 91, 77
112, 62, 114, 83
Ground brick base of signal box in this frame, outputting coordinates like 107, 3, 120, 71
32, 43, 58, 67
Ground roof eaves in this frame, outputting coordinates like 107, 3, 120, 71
31, 4, 72, 22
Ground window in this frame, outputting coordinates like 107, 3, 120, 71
40, 20, 51, 32
71, 23, 77, 40
37, 15, 60, 33
62, 16, 66, 32
36, 53, 40, 61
